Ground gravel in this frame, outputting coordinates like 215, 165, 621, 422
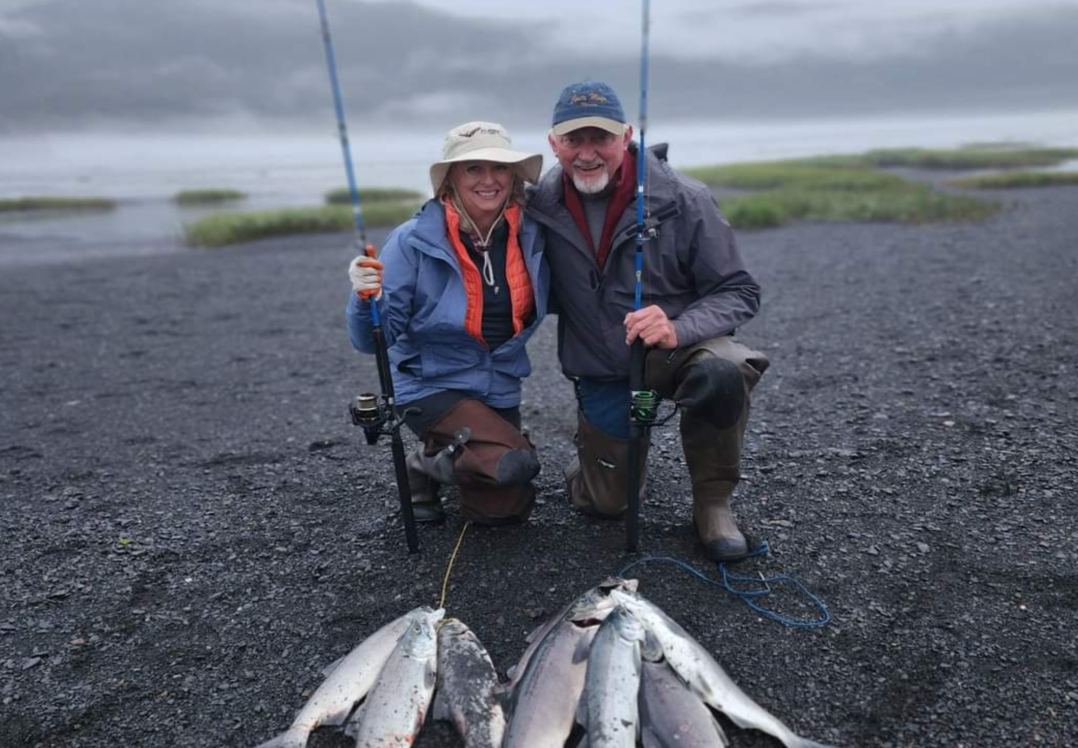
1, 180, 1076, 747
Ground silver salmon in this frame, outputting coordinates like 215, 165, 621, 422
505, 578, 638, 694
502, 617, 597, 748
610, 589, 834, 748
638, 658, 729, 748
254, 606, 440, 748
345, 607, 443, 747
579, 606, 645, 748
433, 618, 506, 748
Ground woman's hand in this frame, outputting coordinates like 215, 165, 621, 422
348, 255, 385, 300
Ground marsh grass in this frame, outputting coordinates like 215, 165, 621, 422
0, 196, 117, 213
785, 146, 1078, 171
686, 155, 1005, 229
174, 189, 248, 205
718, 186, 999, 229
324, 187, 426, 205
184, 203, 421, 247
947, 171, 1078, 189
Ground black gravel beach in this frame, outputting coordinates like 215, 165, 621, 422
2, 179, 1076, 748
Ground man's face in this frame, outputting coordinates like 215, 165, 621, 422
548, 126, 633, 195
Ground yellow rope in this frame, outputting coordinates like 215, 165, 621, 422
438, 521, 471, 612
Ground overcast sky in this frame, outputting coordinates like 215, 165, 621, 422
1, 0, 1075, 132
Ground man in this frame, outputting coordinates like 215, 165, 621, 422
526, 80, 769, 561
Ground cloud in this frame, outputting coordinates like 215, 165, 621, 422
0, 0, 1075, 132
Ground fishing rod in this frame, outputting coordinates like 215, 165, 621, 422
315, 0, 419, 553
627, 0, 658, 552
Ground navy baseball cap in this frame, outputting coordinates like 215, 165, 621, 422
551, 80, 627, 136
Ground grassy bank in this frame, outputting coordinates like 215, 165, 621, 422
0, 196, 117, 213
789, 145, 1078, 171
324, 187, 425, 205
947, 171, 1078, 189
184, 203, 421, 247
686, 156, 1002, 229
174, 189, 248, 205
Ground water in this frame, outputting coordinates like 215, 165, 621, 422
2, 108, 1077, 266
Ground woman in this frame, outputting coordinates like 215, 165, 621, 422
347, 122, 547, 526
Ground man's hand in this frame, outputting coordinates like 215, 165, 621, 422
624, 305, 678, 349
348, 255, 384, 301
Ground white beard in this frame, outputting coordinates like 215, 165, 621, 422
571, 168, 610, 195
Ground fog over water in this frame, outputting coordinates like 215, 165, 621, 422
2, 107, 1077, 267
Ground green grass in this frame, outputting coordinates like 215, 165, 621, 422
859, 146, 1078, 170
184, 203, 421, 247
324, 187, 426, 205
0, 196, 117, 213
947, 171, 1078, 189
718, 185, 999, 229
685, 163, 906, 191
174, 189, 248, 205
685, 157, 1001, 229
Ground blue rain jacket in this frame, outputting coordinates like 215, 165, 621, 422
347, 200, 548, 408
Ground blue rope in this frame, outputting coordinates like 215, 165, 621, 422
618, 543, 831, 629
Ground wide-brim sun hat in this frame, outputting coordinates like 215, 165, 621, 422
429, 121, 543, 194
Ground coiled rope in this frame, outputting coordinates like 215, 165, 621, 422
619, 543, 831, 629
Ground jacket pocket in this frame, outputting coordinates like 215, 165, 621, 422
419, 341, 485, 379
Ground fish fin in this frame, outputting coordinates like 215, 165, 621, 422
490, 681, 514, 711
575, 733, 590, 748
571, 631, 594, 665
320, 655, 344, 678
574, 690, 588, 727
252, 727, 307, 748
506, 663, 518, 678
524, 622, 546, 643
343, 701, 366, 739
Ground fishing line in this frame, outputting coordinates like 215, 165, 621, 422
618, 544, 831, 629
438, 521, 472, 611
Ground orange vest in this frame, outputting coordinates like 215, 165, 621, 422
442, 199, 535, 347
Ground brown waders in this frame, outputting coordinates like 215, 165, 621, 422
567, 336, 768, 561
407, 398, 538, 525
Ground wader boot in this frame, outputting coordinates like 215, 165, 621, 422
405, 447, 445, 523
566, 410, 648, 518
646, 337, 769, 562
682, 406, 750, 562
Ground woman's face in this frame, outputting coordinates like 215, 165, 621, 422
449, 160, 513, 227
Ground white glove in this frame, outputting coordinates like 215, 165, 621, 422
348, 254, 384, 301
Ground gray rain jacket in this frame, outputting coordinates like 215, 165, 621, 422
526, 143, 760, 380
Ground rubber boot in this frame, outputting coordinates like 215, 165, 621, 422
566, 411, 648, 518
405, 447, 446, 524
682, 406, 750, 562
